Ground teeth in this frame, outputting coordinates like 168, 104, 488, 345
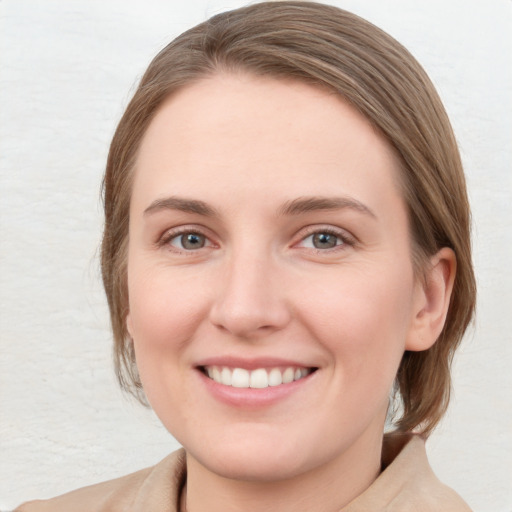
221, 367, 232, 386
250, 368, 268, 388
268, 368, 282, 387
232, 368, 250, 388
282, 367, 294, 384
204, 365, 312, 389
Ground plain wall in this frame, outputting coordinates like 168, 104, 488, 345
1, 0, 511, 510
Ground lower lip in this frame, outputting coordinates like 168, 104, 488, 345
196, 369, 316, 408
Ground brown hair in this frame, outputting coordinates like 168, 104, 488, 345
101, 1, 476, 435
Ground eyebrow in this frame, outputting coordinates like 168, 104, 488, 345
144, 196, 218, 217
143, 195, 376, 219
278, 196, 376, 218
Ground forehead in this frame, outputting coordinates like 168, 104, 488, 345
132, 72, 403, 214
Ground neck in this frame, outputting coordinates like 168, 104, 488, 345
183, 429, 383, 512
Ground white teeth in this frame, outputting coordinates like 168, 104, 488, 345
231, 368, 250, 388
268, 368, 283, 387
205, 365, 312, 389
221, 367, 232, 386
282, 367, 294, 384
250, 368, 268, 388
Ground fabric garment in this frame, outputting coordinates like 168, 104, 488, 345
16, 434, 472, 511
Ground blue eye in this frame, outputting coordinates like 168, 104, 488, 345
170, 232, 207, 250
301, 231, 344, 249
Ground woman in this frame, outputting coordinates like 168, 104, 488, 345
17, 1, 476, 510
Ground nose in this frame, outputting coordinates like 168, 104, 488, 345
209, 251, 291, 339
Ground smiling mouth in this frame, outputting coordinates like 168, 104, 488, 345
200, 366, 317, 389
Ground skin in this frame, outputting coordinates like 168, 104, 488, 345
126, 73, 455, 512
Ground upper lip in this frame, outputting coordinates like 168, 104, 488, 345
195, 356, 317, 371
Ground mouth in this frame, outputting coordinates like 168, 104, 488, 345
199, 365, 317, 389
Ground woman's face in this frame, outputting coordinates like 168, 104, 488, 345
126, 73, 426, 481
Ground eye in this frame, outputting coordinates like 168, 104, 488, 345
308, 232, 341, 249
167, 231, 210, 250
297, 228, 352, 251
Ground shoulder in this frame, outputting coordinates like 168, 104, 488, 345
15, 467, 152, 512
15, 449, 186, 512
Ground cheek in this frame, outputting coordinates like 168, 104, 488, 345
127, 266, 209, 350
300, 264, 414, 390
126, 265, 212, 406
126, 266, 215, 431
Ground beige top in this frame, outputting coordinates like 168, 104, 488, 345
16, 435, 472, 511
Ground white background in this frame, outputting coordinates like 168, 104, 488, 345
1, 1, 511, 510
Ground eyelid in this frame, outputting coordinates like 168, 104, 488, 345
155, 223, 357, 254
157, 225, 217, 252
293, 225, 357, 250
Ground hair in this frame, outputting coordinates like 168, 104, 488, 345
101, 1, 476, 435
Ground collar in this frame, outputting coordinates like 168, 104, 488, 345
131, 434, 470, 512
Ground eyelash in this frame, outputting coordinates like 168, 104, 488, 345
157, 226, 356, 254
295, 226, 356, 253
158, 226, 214, 254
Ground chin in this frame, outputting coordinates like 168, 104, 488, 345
197, 448, 310, 482
184, 425, 328, 482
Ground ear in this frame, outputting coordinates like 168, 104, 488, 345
406, 247, 457, 351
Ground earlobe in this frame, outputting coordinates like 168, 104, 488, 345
406, 247, 457, 352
